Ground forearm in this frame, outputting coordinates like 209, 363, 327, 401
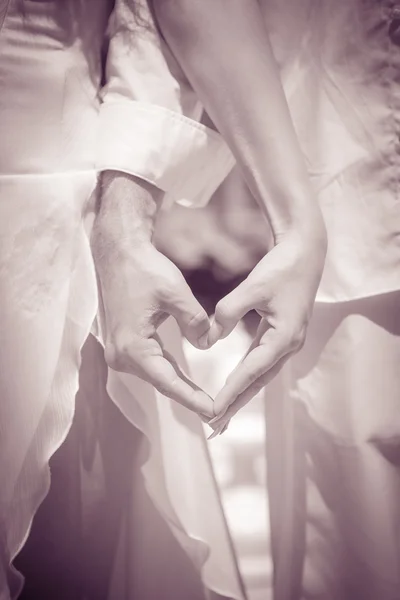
92, 171, 164, 259
152, 0, 323, 241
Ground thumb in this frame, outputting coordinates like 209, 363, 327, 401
208, 279, 254, 346
164, 277, 210, 349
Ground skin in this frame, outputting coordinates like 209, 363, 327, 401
152, 0, 327, 429
91, 171, 215, 420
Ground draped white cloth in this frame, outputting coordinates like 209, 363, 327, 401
0, 1, 242, 599
258, 2, 400, 598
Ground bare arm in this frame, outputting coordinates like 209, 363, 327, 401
91, 0, 220, 418
153, 0, 327, 426
152, 0, 325, 242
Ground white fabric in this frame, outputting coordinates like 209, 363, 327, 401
266, 293, 400, 600
97, 101, 235, 209
0, 1, 243, 599
259, 4, 400, 598
259, 0, 400, 302
98, 0, 234, 208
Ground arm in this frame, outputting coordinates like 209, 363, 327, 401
152, 0, 325, 239
152, 0, 327, 426
96, 0, 234, 210
91, 0, 230, 418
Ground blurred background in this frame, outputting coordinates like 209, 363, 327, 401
155, 168, 273, 600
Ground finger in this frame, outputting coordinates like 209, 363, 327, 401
213, 328, 289, 417
110, 335, 214, 418
161, 346, 215, 420
206, 415, 230, 440
212, 354, 289, 427
163, 277, 210, 349
142, 354, 214, 417
144, 357, 214, 417
208, 417, 230, 438
207, 424, 225, 440
220, 421, 230, 435
207, 320, 270, 425
217, 318, 271, 386
208, 279, 255, 346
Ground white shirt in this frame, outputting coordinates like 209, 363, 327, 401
0, 3, 243, 600
0, 0, 234, 209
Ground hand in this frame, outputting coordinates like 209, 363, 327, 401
91, 172, 214, 419
208, 225, 327, 430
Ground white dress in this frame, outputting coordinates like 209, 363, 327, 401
0, 1, 243, 599
257, 2, 400, 598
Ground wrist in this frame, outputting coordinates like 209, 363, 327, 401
267, 187, 327, 248
276, 209, 328, 266
92, 172, 164, 265
96, 170, 164, 244
249, 166, 323, 241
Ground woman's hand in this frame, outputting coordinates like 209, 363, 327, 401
152, 0, 329, 429
209, 221, 327, 430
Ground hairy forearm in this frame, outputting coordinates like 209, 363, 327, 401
93, 171, 164, 253
152, 0, 323, 241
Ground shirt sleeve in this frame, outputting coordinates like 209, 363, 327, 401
96, 0, 235, 209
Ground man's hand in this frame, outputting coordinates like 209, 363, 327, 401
91, 171, 214, 419
208, 225, 327, 430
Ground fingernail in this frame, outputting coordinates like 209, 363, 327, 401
197, 331, 209, 350
207, 425, 223, 440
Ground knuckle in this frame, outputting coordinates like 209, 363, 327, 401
273, 320, 306, 355
163, 264, 184, 290
158, 275, 193, 311
157, 272, 180, 302
288, 325, 307, 353
187, 308, 208, 329
273, 324, 292, 350
240, 362, 260, 387
216, 298, 236, 324
104, 333, 140, 373
104, 341, 123, 371
248, 278, 269, 305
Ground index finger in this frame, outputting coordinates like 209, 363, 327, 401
211, 354, 289, 430
213, 328, 289, 418
135, 342, 215, 419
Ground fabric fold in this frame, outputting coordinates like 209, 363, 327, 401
97, 100, 235, 210
0, 172, 244, 600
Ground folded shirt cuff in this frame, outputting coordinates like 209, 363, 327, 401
96, 101, 235, 209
